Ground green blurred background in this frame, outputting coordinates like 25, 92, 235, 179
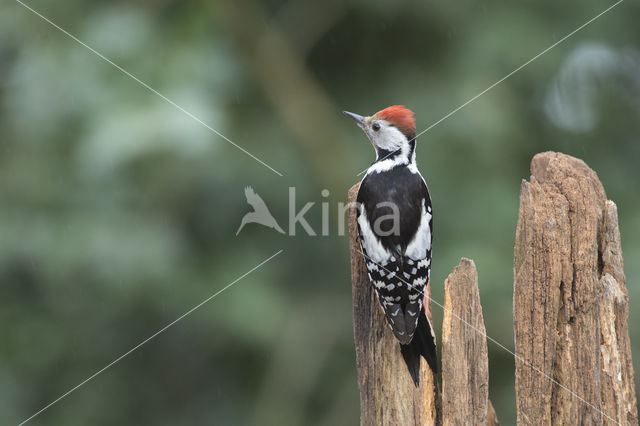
1, 0, 639, 424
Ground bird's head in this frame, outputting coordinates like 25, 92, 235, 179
343, 105, 416, 156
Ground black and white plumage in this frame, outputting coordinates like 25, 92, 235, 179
344, 106, 436, 385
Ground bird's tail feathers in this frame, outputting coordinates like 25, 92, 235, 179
400, 311, 438, 386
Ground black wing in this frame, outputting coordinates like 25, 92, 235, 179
356, 167, 433, 343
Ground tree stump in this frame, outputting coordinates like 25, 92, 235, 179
513, 152, 637, 425
441, 258, 491, 426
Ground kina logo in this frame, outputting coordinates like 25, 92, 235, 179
236, 186, 394, 237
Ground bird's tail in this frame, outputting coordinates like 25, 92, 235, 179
400, 311, 438, 386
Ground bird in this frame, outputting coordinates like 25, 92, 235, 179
236, 186, 285, 235
343, 105, 436, 385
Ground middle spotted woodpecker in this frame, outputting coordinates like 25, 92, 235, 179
344, 105, 437, 385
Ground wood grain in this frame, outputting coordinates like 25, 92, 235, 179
513, 152, 637, 425
441, 258, 491, 426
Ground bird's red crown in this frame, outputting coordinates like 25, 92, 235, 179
373, 105, 416, 140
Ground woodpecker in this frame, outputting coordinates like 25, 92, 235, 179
344, 105, 436, 385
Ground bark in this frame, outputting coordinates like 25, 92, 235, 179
513, 152, 637, 425
348, 183, 439, 426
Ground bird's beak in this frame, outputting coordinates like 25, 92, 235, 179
343, 111, 365, 128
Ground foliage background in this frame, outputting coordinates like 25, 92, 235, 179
1, 0, 639, 424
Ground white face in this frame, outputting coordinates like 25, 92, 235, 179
361, 117, 410, 153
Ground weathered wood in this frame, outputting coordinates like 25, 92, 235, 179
598, 201, 638, 424
348, 183, 439, 426
441, 258, 491, 426
513, 152, 637, 425
440, 258, 499, 426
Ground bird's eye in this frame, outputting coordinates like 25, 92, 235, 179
372, 123, 381, 132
